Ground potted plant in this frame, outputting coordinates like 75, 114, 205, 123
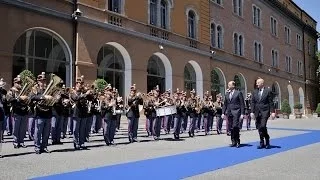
281, 99, 291, 119
19, 70, 35, 86
293, 103, 303, 118
315, 103, 320, 117
93, 78, 107, 92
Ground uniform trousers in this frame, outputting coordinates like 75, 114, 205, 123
73, 117, 87, 147
13, 115, 28, 146
34, 117, 51, 151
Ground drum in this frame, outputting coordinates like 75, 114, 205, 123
156, 105, 177, 117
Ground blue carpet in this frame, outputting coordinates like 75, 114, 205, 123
33, 128, 320, 180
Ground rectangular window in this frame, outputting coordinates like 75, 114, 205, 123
285, 26, 290, 44
150, 0, 157, 25
307, 40, 311, 55
109, 0, 121, 13
254, 42, 262, 62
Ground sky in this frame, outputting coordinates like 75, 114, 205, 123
293, 0, 320, 49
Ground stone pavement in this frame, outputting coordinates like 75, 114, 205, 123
0, 117, 320, 180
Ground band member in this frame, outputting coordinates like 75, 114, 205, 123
244, 93, 252, 130
101, 85, 116, 145
172, 89, 184, 139
114, 90, 124, 131
144, 91, 155, 137
84, 84, 95, 142
207, 95, 215, 131
91, 91, 103, 134
251, 78, 275, 149
0, 78, 6, 158
202, 91, 212, 135
60, 85, 72, 139
213, 94, 223, 134
195, 95, 202, 132
187, 89, 197, 137
51, 90, 63, 145
222, 81, 245, 148
70, 75, 90, 150
7, 75, 29, 148
126, 84, 143, 143
162, 89, 173, 134
180, 91, 188, 133
31, 72, 54, 154
153, 85, 163, 140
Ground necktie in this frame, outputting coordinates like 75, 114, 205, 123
259, 89, 262, 100
229, 91, 233, 100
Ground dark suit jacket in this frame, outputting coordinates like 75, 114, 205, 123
126, 96, 143, 118
251, 87, 274, 119
222, 89, 245, 117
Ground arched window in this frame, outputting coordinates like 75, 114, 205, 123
188, 10, 196, 39
184, 63, 196, 93
234, 74, 245, 96
147, 55, 165, 93
160, 0, 167, 29
12, 29, 69, 85
210, 23, 216, 47
97, 45, 125, 96
239, 35, 243, 56
211, 69, 225, 97
272, 83, 280, 109
150, 0, 157, 25
234, 33, 238, 54
217, 25, 223, 48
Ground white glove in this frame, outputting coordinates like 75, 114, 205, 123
271, 113, 276, 120
250, 113, 255, 120
240, 115, 244, 120
221, 114, 225, 119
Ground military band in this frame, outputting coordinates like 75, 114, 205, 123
0, 71, 277, 158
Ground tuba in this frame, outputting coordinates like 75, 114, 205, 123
18, 76, 36, 104
39, 74, 64, 106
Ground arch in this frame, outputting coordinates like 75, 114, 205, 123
272, 81, 281, 109
187, 60, 203, 99
298, 87, 305, 114
105, 42, 132, 97
153, 52, 172, 91
185, 6, 199, 39
211, 67, 226, 97
13, 27, 72, 86
234, 73, 247, 97
287, 84, 294, 114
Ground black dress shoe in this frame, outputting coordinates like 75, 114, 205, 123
20, 144, 27, 148
80, 145, 87, 149
13, 144, 19, 149
265, 144, 270, 149
257, 144, 265, 149
35, 150, 41, 154
230, 141, 236, 147
236, 142, 240, 148
42, 148, 51, 153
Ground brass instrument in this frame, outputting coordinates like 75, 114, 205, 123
18, 76, 36, 104
39, 74, 64, 106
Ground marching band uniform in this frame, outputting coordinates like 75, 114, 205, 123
202, 92, 211, 135
0, 78, 6, 158
102, 85, 116, 145
115, 91, 124, 131
207, 96, 215, 131
60, 86, 72, 139
85, 89, 95, 142
187, 89, 197, 137
32, 72, 53, 154
144, 91, 155, 137
162, 90, 173, 134
51, 94, 64, 145
91, 92, 102, 134
213, 94, 224, 134
180, 92, 188, 133
244, 93, 252, 130
7, 76, 29, 148
27, 99, 36, 141
70, 76, 89, 150
126, 84, 143, 143
172, 89, 183, 139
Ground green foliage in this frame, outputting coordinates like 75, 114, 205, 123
293, 103, 303, 109
315, 103, 320, 114
281, 99, 292, 114
19, 70, 35, 86
94, 79, 107, 92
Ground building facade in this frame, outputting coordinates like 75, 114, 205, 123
0, 0, 318, 114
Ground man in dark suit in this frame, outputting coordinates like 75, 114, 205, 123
251, 78, 275, 149
222, 81, 245, 148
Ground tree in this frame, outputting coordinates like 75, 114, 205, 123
19, 70, 35, 86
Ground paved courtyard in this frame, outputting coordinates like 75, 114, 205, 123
1, 117, 320, 180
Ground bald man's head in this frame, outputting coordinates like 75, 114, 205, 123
228, 81, 236, 90
256, 78, 264, 89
